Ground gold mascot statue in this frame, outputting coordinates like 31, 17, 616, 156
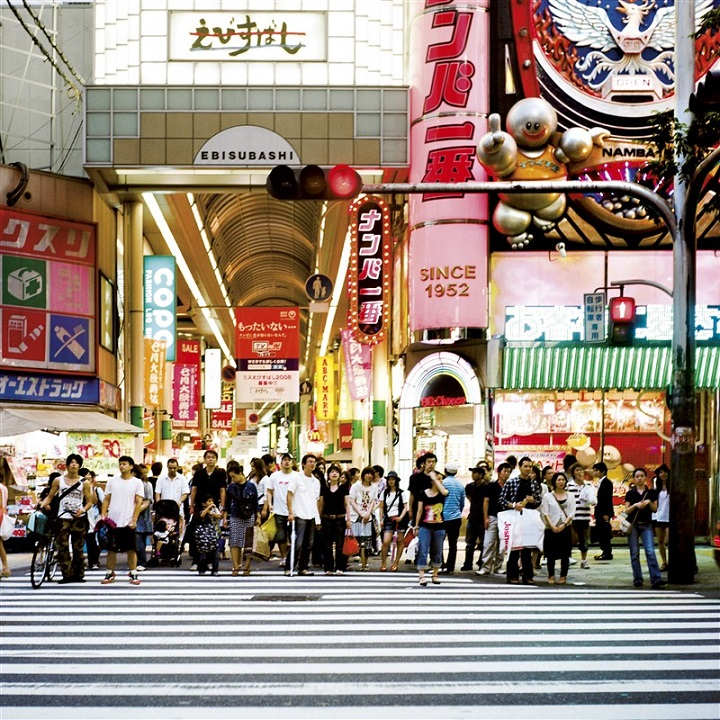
477, 97, 609, 248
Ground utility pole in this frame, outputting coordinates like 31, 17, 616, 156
669, 0, 697, 584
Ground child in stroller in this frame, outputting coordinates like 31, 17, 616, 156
151, 499, 182, 566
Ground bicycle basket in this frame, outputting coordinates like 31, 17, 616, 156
27, 510, 49, 538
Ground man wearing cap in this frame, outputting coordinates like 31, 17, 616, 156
441, 465, 465, 574
461, 464, 488, 571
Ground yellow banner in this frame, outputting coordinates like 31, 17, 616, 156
144, 337, 167, 408
314, 354, 335, 421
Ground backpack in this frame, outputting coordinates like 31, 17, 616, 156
229, 482, 256, 520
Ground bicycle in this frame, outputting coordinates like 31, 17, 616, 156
30, 524, 59, 589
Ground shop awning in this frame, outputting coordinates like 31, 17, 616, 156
0, 407, 145, 437
502, 345, 720, 390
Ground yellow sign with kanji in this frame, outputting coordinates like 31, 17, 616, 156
314, 354, 335, 421
144, 337, 167, 408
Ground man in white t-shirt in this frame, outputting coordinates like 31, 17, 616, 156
265, 452, 300, 560
100, 455, 144, 585
155, 458, 189, 506
286, 454, 321, 575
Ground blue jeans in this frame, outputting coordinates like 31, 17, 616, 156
417, 525, 445, 570
629, 522, 661, 585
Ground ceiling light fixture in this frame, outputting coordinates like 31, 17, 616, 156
143, 192, 235, 366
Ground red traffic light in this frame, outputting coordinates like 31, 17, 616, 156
327, 164, 363, 199
609, 296, 636, 323
267, 164, 362, 201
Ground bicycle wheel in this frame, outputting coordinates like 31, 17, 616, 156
46, 540, 58, 582
30, 540, 48, 589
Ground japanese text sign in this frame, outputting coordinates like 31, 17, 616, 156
584, 292, 606, 343
235, 306, 300, 403
314, 354, 335, 421
144, 337, 167, 409
348, 198, 391, 345
0, 208, 96, 373
143, 255, 176, 361
173, 339, 200, 428
341, 328, 371, 401
408, 0, 490, 331
169, 11, 327, 62
0, 371, 99, 404
67, 432, 136, 475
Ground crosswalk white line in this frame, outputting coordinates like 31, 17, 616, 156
5, 658, 720, 675
3, 631, 718, 646
3, 678, 718, 697
5, 705, 720, 720
3, 643, 716, 659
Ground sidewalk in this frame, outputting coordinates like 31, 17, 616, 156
3, 544, 718, 595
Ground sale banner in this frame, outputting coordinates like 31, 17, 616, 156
314, 354, 335, 421
173, 338, 200, 428
144, 337, 167, 409
210, 384, 234, 431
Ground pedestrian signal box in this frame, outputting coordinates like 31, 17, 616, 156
266, 164, 362, 201
609, 296, 636, 346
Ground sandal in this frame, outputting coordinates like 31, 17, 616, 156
418, 578, 428, 587
547, 576, 555, 584
557, 577, 567, 585
380, 565, 387, 572
232, 568, 240, 576
390, 564, 398, 572
243, 569, 251, 576
1, 568, 10, 579
431, 577, 441, 585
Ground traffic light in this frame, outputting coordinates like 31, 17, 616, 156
266, 164, 363, 200
608, 296, 636, 345
690, 69, 720, 114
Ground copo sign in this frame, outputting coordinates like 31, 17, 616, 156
143, 255, 176, 361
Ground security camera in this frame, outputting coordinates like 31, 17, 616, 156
555, 242, 567, 258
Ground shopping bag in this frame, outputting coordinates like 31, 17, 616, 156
497, 510, 518, 555
252, 526, 271, 561
513, 508, 544, 550
0, 513, 16, 541
403, 527, 416, 546
342, 530, 359, 556
261, 513, 277, 543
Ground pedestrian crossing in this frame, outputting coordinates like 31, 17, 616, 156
1, 569, 719, 720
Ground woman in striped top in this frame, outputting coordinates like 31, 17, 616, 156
567, 463, 597, 569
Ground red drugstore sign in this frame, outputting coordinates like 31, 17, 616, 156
0, 208, 97, 374
348, 198, 391, 345
173, 339, 201, 428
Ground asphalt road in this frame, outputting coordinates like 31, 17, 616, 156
1, 565, 719, 720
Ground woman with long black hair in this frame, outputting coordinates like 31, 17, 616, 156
652, 464, 670, 572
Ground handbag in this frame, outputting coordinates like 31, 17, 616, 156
252, 526, 271, 561
0, 513, 16, 541
27, 509, 49, 538
620, 490, 648, 535
403, 527, 416, 546
342, 529, 360, 556
260, 513, 277, 543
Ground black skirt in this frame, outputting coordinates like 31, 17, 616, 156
544, 526, 572, 559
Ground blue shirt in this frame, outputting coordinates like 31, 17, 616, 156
442, 477, 465, 521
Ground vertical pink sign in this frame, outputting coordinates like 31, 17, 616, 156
408, 0, 490, 330
341, 328, 371, 401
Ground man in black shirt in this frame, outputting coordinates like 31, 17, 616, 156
624, 467, 664, 588
477, 462, 511, 575
460, 465, 487, 571
408, 453, 434, 529
190, 449, 227, 513
593, 461, 614, 561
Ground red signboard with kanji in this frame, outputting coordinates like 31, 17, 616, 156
348, 198, 391, 345
0, 207, 97, 373
235, 306, 300, 363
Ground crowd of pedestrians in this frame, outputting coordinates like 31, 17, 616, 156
23, 449, 672, 590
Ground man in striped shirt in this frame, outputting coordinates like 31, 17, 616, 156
566, 462, 597, 569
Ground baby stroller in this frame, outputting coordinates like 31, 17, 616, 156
150, 499, 182, 566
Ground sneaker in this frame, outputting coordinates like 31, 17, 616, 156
568, 558, 577, 565
100, 571, 116, 585
418, 578, 428, 587
135, 565, 146, 572
580, 560, 590, 569
128, 572, 141, 585
475, 568, 489, 576
334, 570, 344, 575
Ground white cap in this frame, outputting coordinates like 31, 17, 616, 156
444, 464, 458, 475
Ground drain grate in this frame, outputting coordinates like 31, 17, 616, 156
251, 594, 321, 602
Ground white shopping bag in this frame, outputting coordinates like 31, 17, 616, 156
497, 509, 544, 553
